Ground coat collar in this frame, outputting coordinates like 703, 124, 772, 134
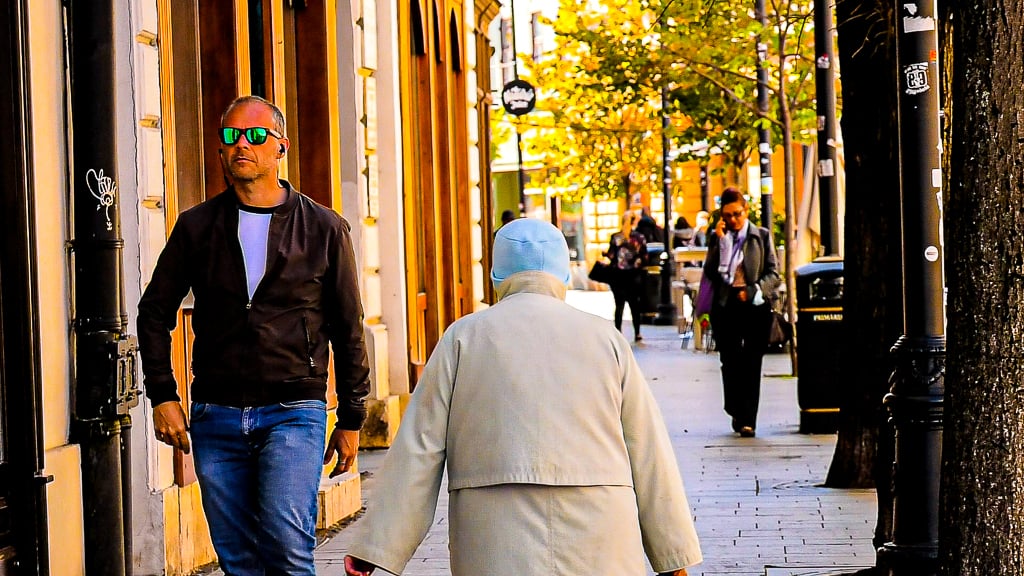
223, 180, 300, 216
495, 271, 568, 301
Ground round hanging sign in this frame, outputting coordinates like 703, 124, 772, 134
501, 79, 536, 116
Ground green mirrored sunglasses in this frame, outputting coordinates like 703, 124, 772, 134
219, 126, 283, 146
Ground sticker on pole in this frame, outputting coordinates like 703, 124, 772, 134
924, 245, 939, 262
818, 159, 834, 177
902, 3, 935, 32
904, 63, 930, 95
502, 80, 536, 116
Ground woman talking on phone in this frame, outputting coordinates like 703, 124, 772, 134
703, 187, 780, 437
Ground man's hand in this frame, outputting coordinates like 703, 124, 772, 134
152, 401, 191, 454
324, 428, 360, 478
344, 555, 376, 575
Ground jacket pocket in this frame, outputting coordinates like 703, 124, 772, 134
302, 314, 317, 375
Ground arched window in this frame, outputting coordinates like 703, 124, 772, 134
411, 0, 426, 55
433, 0, 442, 63
449, 11, 461, 72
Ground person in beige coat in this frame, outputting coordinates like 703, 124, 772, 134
345, 219, 702, 576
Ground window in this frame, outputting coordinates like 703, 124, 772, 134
531, 12, 542, 61
499, 17, 513, 84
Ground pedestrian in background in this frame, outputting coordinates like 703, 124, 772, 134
702, 187, 780, 438
636, 206, 662, 243
499, 208, 516, 227
694, 210, 710, 248
607, 211, 649, 342
137, 95, 370, 575
343, 218, 702, 576
673, 215, 697, 249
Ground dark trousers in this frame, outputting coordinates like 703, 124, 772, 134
710, 297, 772, 428
611, 269, 644, 337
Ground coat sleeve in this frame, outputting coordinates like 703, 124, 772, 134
619, 344, 703, 572
756, 228, 782, 300
326, 217, 371, 430
346, 331, 456, 575
703, 232, 721, 285
137, 219, 193, 406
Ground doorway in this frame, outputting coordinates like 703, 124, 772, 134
0, 0, 47, 573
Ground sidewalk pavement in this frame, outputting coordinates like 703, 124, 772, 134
212, 290, 878, 576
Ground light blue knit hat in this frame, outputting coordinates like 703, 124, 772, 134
491, 218, 571, 285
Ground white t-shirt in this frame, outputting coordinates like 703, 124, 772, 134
238, 206, 274, 299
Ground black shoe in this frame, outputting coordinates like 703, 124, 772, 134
739, 426, 756, 438
731, 418, 743, 433
635, 334, 643, 342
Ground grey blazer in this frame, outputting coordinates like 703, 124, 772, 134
702, 224, 781, 308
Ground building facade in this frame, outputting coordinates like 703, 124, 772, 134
0, 0, 498, 574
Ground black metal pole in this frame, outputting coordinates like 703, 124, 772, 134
700, 163, 711, 212
755, 0, 773, 227
80, 420, 127, 576
877, 0, 945, 574
515, 130, 527, 216
655, 86, 677, 325
508, 0, 527, 216
67, 1, 139, 574
813, 0, 839, 256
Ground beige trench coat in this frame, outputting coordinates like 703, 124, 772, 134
348, 272, 702, 575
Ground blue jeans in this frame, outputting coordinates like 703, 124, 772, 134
190, 401, 327, 576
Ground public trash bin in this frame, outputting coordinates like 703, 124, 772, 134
795, 257, 843, 433
640, 243, 666, 324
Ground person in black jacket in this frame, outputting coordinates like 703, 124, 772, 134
702, 187, 780, 438
137, 95, 370, 575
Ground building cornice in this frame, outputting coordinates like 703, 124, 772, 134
475, 0, 500, 29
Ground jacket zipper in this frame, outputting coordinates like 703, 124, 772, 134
302, 316, 316, 372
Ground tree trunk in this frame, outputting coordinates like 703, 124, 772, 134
942, 0, 1024, 573
776, 65, 799, 377
823, 0, 903, 559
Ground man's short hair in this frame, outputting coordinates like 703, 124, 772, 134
720, 186, 746, 207
221, 95, 286, 134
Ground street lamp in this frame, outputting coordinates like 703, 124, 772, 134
654, 85, 678, 326
813, 0, 840, 256
877, 0, 946, 574
754, 0, 774, 229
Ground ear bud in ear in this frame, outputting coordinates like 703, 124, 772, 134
279, 145, 286, 154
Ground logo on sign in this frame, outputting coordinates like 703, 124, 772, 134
502, 79, 537, 116
904, 62, 930, 95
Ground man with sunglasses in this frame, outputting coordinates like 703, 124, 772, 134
138, 95, 370, 575
702, 187, 780, 438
